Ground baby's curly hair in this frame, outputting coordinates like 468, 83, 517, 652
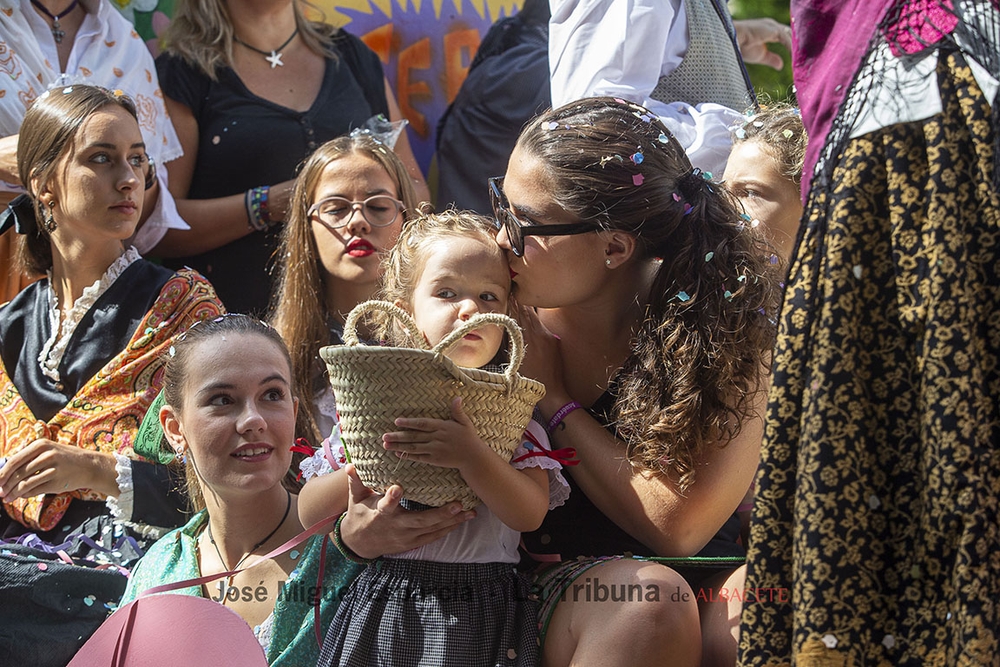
374, 209, 508, 347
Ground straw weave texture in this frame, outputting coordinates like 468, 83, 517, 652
320, 301, 545, 509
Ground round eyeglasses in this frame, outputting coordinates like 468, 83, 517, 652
488, 177, 603, 257
308, 195, 404, 229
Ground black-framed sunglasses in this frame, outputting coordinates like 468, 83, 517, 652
488, 177, 603, 257
307, 195, 404, 229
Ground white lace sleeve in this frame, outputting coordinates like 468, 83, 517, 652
510, 420, 571, 510
299, 448, 334, 481
104, 454, 172, 540
298, 420, 349, 481
105, 453, 134, 521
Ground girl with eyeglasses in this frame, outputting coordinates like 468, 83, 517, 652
271, 134, 419, 446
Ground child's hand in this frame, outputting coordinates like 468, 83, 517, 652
382, 397, 489, 471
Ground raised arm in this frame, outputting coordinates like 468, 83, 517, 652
540, 390, 763, 557
337, 463, 476, 559
383, 81, 431, 206
298, 466, 349, 528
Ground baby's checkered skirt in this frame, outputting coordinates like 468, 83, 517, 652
317, 558, 539, 666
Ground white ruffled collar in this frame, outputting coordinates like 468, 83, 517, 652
38, 247, 142, 384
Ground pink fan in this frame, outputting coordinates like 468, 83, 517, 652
68, 594, 268, 666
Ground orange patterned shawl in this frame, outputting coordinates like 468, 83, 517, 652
0, 269, 224, 531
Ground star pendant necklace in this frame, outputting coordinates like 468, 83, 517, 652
30, 0, 81, 43
234, 28, 299, 69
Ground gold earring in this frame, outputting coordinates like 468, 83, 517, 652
43, 201, 57, 232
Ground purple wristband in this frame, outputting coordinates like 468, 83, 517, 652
547, 401, 582, 434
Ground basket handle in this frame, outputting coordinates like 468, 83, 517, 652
342, 300, 428, 348
431, 312, 526, 386
343, 301, 527, 385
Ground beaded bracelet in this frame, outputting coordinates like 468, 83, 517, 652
332, 512, 376, 565
245, 185, 273, 232
546, 400, 582, 434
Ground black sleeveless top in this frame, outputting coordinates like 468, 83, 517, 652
521, 387, 744, 560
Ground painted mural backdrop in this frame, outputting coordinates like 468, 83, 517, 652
121, 0, 524, 176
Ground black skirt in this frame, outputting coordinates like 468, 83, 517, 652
317, 558, 539, 667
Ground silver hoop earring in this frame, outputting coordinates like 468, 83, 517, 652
43, 202, 57, 232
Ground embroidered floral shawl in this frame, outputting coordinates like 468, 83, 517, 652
0, 269, 223, 530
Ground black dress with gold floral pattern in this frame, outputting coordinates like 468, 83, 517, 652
739, 3, 1000, 665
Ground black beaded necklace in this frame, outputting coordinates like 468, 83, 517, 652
205, 488, 291, 590
29, 0, 80, 43
234, 28, 299, 69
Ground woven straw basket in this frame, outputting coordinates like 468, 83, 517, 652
320, 300, 546, 510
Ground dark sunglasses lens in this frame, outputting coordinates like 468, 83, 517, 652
503, 210, 523, 256
489, 183, 504, 227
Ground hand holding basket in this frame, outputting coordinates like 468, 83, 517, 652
320, 300, 545, 509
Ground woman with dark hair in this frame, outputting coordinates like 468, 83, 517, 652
119, 314, 362, 666
0, 0, 186, 300
334, 97, 781, 666
0, 84, 222, 665
151, 0, 429, 316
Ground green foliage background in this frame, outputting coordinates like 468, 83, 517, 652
731, 0, 796, 105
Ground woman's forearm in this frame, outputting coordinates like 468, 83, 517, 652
548, 406, 761, 557
154, 181, 294, 257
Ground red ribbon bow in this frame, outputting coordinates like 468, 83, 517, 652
512, 429, 579, 466
289, 438, 315, 480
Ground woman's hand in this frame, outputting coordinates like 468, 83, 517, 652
734, 18, 793, 71
338, 463, 475, 559
0, 134, 20, 185
382, 397, 489, 470
516, 304, 573, 416
0, 439, 119, 501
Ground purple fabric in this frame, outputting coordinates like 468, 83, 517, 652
791, 0, 895, 202
1, 531, 142, 559
792, 0, 983, 201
